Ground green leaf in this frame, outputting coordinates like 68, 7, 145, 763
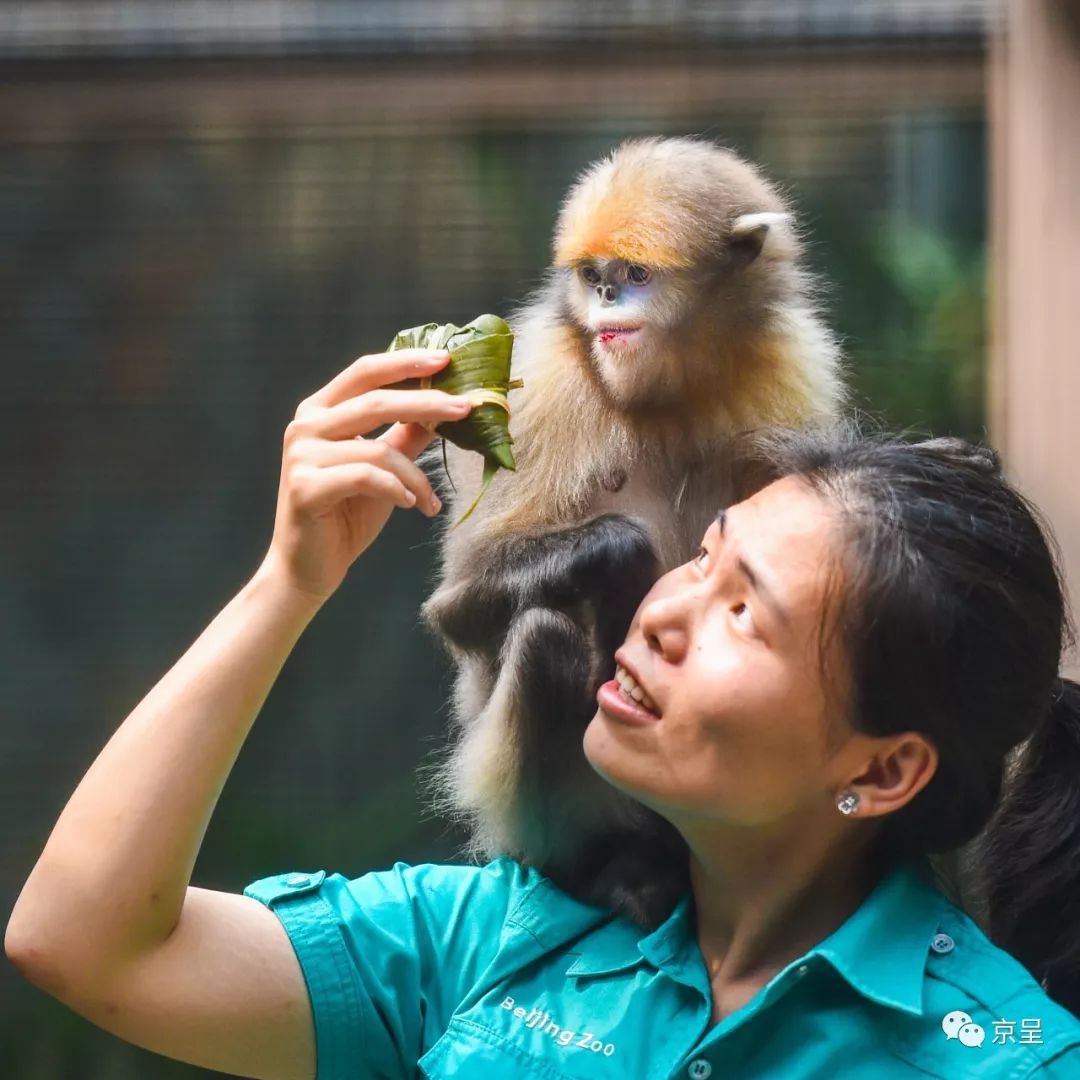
387, 314, 520, 526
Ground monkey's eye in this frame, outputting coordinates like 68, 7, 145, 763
626, 264, 652, 286
579, 265, 602, 286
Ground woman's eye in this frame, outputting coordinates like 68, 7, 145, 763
695, 544, 709, 565
627, 263, 651, 285
731, 602, 755, 632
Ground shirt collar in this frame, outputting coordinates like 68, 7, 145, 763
565, 856, 950, 1018
807, 855, 949, 1016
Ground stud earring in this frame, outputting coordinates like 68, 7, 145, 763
836, 790, 861, 816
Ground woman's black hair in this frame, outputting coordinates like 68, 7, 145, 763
729, 415, 1080, 1016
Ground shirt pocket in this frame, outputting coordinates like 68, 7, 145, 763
418, 1016, 598, 1080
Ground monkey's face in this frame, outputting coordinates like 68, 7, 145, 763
566, 258, 698, 410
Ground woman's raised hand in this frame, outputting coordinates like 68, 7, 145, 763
260, 348, 473, 601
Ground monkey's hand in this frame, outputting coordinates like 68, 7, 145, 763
422, 513, 662, 664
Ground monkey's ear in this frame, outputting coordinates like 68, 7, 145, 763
730, 211, 793, 263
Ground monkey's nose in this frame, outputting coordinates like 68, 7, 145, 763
598, 285, 618, 303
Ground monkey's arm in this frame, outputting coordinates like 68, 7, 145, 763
422, 513, 661, 661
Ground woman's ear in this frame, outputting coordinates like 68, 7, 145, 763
845, 734, 939, 818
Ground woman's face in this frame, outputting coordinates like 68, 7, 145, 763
584, 475, 858, 829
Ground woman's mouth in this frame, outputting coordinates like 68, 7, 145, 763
615, 662, 658, 711
596, 663, 661, 725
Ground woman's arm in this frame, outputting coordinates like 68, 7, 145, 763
4, 346, 472, 1078
5, 561, 322, 967
4, 562, 326, 1079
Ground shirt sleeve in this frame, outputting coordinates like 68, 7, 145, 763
242, 857, 534, 1080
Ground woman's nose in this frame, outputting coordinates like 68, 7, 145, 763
637, 576, 691, 664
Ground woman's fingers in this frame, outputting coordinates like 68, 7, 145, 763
291, 433, 442, 514
300, 349, 452, 411
377, 420, 441, 462
261, 346, 473, 600
293, 388, 471, 443
289, 461, 417, 519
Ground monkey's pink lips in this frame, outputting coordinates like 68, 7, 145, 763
596, 325, 642, 346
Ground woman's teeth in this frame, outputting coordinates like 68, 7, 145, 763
615, 663, 658, 714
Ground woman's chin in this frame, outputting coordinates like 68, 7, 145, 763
583, 713, 645, 794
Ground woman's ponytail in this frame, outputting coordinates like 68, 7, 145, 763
966, 676, 1080, 1015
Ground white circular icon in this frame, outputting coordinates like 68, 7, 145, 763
958, 1023, 985, 1048
941, 1010, 973, 1040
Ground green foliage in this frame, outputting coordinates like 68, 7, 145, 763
860, 222, 987, 440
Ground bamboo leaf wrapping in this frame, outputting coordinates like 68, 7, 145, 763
387, 314, 522, 525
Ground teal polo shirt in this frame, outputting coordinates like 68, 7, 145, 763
243, 854, 1080, 1078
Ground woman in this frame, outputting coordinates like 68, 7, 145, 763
7, 346, 1080, 1079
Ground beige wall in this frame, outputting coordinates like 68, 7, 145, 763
990, 0, 1080, 677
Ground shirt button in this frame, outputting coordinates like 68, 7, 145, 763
284, 873, 311, 888
796, 963, 809, 976
930, 932, 955, 954
687, 1059, 713, 1080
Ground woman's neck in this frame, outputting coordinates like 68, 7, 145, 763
686, 820, 883, 990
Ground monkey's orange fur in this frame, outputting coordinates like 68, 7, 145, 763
553, 137, 787, 271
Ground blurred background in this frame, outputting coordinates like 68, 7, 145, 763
2, 0, 1077, 1075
